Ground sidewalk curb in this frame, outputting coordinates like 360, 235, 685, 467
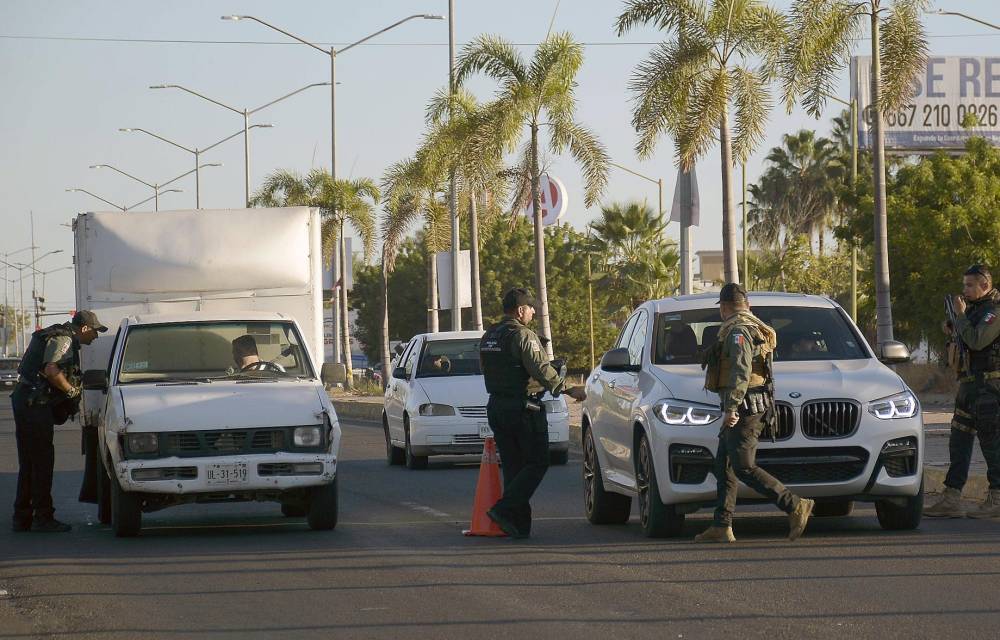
331, 397, 384, 424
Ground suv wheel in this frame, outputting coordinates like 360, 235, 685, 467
404, 417, 428, 470
876, 478, 924, 530
583, 427, 631, 524
636, 433, 684, 538
384, 414, 405, 466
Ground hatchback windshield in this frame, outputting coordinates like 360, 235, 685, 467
653, 306, 868, 365
118, 321, 312, 383
416, 339, 482, 378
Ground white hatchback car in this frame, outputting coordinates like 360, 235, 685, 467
382, 330, 571, 469
582, 292, 924, 537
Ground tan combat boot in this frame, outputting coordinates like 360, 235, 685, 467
968, 489, 1000, 519
923, 487, 966, 518
694, 526, 736, 543
788, 498, 815, 541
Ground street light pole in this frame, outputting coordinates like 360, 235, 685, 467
225, 12, 445, 381
66, 188, 125, 212
149, 82, 325, 206
1, 245, 34, 355
609, 161, 664, 217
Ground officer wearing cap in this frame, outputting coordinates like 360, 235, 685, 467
696, 283, 814, 543
926, 264, 1000, 519
11, 310, 106, 533
479, 287, 587, 538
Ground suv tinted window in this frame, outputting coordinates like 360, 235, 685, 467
627, 311, 648, 366
615, 314, 639, 350
653, 306, 868, 365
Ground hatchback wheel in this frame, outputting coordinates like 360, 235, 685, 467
384, 414, 405, 466
636, 434, 684, 538
583, 427, 631, 524
404, 417, 428, 470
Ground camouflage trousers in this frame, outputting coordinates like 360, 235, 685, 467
946, 381, 1000, 491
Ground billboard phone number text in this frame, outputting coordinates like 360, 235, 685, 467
864, 103, 999, 129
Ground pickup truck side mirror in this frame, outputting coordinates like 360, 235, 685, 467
878, 340, 911, 364
392, 367, 408, 380
321, 363, 347, 385
82, 369, 108, 392
601, 347, 639, 372
550, 358, 567, 379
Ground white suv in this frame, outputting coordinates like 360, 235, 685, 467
581, 293, 924, 537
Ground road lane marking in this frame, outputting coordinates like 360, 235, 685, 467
399, 501, 451, 518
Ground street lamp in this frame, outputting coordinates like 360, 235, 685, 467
1, 245, 35, 355
933, 9, 1000, 31
2, 249, 63, 335
66, 188, 125, 212
149, 82, 328, 206
125, 189, 183, 211
91, 163, 222, 211
224, 12, 444, 380
609, 161, 664, 217
120, 125, 272, 208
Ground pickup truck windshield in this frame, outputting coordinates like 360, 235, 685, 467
416, 339, 483, 378
653, 306, 869, 365
117, 321, 313, 383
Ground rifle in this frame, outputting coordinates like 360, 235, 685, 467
945, 295, 967, 374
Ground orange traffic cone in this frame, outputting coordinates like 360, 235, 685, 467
463, 436, 507, 537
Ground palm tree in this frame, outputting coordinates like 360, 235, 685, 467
455, 32, 610, 359
251, 169, 379, 388
419, 89, 510, 331
616, 0, 788, 285
783, 0, 929, 346
590, 201, 679, 317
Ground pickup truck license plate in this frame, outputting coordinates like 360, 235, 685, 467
205, 462, 249, 486
478, 422, 493, 439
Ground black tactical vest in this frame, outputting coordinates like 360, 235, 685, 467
17, 324, 78, 386
965, 290, 1000, 374
480, 317, 530, 396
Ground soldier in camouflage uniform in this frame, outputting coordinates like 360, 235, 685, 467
11, 310, 106, 533
696, 283, 814, 543
479, 287, 586, 538
926, 265, 1000, 519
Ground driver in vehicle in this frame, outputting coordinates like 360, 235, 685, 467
423, 354, 451, 374
231, 335, 285, 374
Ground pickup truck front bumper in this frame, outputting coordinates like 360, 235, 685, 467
114, 452, 337, 494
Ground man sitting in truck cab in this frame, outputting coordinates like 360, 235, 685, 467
231, 335, 286, 374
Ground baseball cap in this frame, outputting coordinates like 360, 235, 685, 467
716, 282, 748, 305
72, 309, 108, 332
502, 287, 538, 311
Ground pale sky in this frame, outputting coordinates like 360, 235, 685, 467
3, 0, 1000, 320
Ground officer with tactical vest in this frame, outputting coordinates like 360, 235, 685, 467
696, 283, 814, 543
479, 287, 586, 538
925, 265, 1000, 518
11, 310, 106, 533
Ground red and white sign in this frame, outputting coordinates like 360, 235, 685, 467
521, 173, 568, 226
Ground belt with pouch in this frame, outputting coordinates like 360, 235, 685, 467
739, 386, 772, 416
958, 371, 1000, 384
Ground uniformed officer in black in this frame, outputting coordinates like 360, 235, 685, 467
479, 287, 586, 538
11, 310, 106, 532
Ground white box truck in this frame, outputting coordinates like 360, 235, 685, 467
73, 207, 345, 536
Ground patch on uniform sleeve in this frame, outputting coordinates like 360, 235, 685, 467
43, 336, 72, 364
732, 333, 745, 347
985, 312, 997, 325
531, 339, 542, 353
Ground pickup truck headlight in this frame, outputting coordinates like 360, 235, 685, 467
293, 426, 322, 447
544, 398, 567, 414
652, 399, 723, 426
126, 433, 159, 454
867, 391, 918, 419
418, 403, 455, 417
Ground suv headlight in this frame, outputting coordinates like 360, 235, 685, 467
867, 391, 918, 419
652, 399, 722, 426
293, 426, 322, 447
126, 432, 159, 454
418, 403, 456, 417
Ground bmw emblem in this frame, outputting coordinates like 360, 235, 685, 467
789, 392, 802, 399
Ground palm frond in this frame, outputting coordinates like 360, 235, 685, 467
455, 34, 527, 88
729, 65, 772, 162
548, 118, 609, 207
879, 0, 929, 112
675, 65, 729, 170
615, 0, 709, 39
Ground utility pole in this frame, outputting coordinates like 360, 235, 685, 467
448, 0, 461, 331
30, 213, 38, 331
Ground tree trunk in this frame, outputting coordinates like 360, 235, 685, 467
719, 105, 739, 284
339, 221, 353, 390
871, 10, 895, 346
530, 123, 555, 360
469, 192, 483, 331
381, 259, 392, 389
427, 234, 439, 333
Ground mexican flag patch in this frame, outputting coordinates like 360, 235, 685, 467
733, 334, 745, 346
986, 312, 997, 325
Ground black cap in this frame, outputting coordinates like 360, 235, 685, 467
717, 282, 748, 305
502, 287, 538, 312
966, 264, 992, 281
72, 309, 108, 332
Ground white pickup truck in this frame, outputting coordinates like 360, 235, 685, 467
74, 207, 345, 536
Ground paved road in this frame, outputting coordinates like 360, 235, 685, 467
2, 402, 999, 639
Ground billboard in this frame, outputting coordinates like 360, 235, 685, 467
852, 56, 1000, 150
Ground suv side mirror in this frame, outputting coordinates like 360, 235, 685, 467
878, 340, 911, 364
393, 367, 408, 380
321, 363, 347, 385
82, 369, 108, 392
601, 347, 638, 372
